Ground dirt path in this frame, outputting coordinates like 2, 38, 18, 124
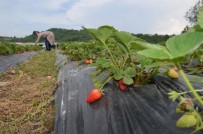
0, 50, 57, 134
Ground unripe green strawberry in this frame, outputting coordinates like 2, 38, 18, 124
90, 59, 93, 64
168, 68, 179, 79
176, 113, 197, 128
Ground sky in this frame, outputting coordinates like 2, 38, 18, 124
0, 0, 199, 37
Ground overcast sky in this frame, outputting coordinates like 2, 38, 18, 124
0, 0, 198, 37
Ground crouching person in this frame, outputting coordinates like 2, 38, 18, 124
33, 31, 55, 51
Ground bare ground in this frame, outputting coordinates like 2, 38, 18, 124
0, 51, 58, 134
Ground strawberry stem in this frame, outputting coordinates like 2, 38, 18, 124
176, 63, 203, 107
99, 76, 113, 90
101, 41, 119, 69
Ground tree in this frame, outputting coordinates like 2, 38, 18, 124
181, 26, 189, 33
185, 0, 203, 25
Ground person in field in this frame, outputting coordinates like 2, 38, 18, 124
33, 31, 55, 51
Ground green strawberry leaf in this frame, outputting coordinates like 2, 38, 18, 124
197, 6, 203, 29
166, 32, 203, 60
137, 48, 172, 60
137, 55, 153, 69
101, 60, 112, 68
124, 67, 136, 77
83, 25, 116, 43
129, 40, 161, 52
95, 58, 110, 65
115, 42, 129, 54
123, 75, 134, 85
114, 31, 133, 46
145, 61, 162, 69
113, 69, 124, 80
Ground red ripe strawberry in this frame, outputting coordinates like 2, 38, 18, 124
85, 60, 91, 64
86, 89, 103, 103
119, 84, 127, 92
118, 79, 124, 85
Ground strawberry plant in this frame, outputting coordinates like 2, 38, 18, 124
15, 45, 25, 53
60, 41, 104, 61
0, 43, 42, 55
168, 91, 203, 133
135, 10, 203, 106
0, 43, 13, 55
136, 6, 203, 133
84, 26, 162, 90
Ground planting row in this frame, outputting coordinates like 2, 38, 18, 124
0, 43, 42, 55
58, 7, 203, 133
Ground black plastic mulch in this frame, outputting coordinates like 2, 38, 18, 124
54, 52, 203, 134
0, 51, 37, 74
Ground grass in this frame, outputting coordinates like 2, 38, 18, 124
0, 50, 58, 134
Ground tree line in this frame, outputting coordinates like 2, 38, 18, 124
0, 28, 172, 44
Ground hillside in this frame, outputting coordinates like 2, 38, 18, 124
16, 28, 93, 43
0, 28, 172, 43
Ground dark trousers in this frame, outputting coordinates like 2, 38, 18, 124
45, 39, 51, 51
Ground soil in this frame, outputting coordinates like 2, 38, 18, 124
0, 51, 57, 134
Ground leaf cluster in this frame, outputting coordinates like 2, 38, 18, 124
84, 25, 162, 87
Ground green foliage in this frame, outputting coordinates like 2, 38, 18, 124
0, 43, 13, 55
198, 6, 203, 28
93, 58, 113, 69
137, 32, 203, 62
168, 90, 203, 132
113, 67, 136, 85
184, 51, 203, 74
60, 41, 104, 61
0, 43, 42, 55
135, 33, 171, 44
19, 51, 57, 77
166, 32, 203, 60
185, 0, 203, 24
48, 28, 93, 42
138, 7, 203, 110
84, 25, 163, 87
164, 7, 203, 132
0, 28, 171, 43
0, 28, 93, 43
83, 26, 116, 43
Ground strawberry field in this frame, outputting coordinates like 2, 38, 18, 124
55, 7, 203, 134
1, 6, 203, 134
